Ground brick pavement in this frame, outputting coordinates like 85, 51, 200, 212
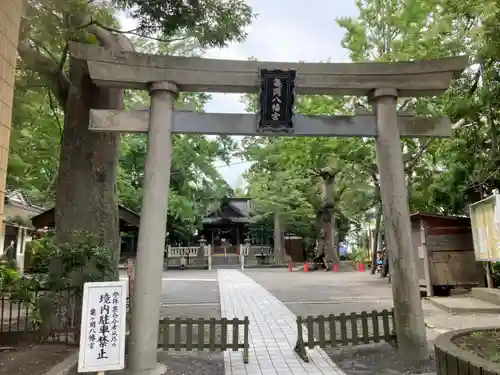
218, 269, 344, 375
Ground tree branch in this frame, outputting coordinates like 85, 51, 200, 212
404, 139, 432, 173
46, 88, 64, 143
90, 21, 190, 44
17, 40, 70, 108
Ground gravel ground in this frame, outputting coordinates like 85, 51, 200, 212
0, 344, 74, 375
423, 302, 500, 332
245, 269, 394, 315
157, 272, 225, 375
246, 270, 438, 375
327, 343, 436, 375
161, 351, 225, 375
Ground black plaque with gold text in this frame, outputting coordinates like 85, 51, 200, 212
258, 69, 296, 132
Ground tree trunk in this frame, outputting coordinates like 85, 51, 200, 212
370, 203, 382, 274
273, 211, 284, 264
319, 169, 340, 264
19, 17, 134, 274
54, 56, 121, 266
331, 213, 337, 257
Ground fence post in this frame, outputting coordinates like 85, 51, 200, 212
294, 316, 309, 362
240, 245, 245, 271
390, 308, 398, 347
208, 249, 212, 271
243, 316, 249, 364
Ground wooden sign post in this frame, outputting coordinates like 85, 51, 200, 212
127, 258, 135, 297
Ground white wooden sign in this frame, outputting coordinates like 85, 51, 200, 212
78, 281, 128, 373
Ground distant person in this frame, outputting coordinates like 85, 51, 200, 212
375, 251, 383, 273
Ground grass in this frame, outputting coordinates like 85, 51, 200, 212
453, 329, 500, 363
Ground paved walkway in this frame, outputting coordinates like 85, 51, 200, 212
218, 270, 344, 375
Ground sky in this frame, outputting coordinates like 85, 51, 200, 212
121, 0, 359, 188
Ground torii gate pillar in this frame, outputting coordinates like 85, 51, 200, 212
372, 88, 427, 359
127, 81, 179, 375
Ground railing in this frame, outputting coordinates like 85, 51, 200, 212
167, 246, 199, 258
250, 246, 273, 256
212, 246, 239, 256
294, 309, 397, 362
204, 246, 212, 257
0, 288, 82, 345
240, 246, 275, 269
158, 316, 250, 363
241, 245, 250, 257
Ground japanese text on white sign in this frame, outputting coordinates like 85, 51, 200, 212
78, 281, 127, 373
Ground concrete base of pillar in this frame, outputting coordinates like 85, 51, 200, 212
115, 363, 167, 375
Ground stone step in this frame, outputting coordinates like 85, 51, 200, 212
470, 287, 500, 306
427, 295, 500, 314
212, 264, 241, 269
211, 256, 240, 266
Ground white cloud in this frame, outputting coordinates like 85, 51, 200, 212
118, 1, 359, 188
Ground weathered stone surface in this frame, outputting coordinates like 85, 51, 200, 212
70, 42, 468, 96
89, 109, 452, 138
427, 296, 500, 314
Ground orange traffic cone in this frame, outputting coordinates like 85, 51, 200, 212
288, 263, 292, 272
304, 262, 309, 272
333, 263, 339, 272
358, 263, 365, 272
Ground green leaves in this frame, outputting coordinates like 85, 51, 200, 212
243, 94, 375, 240
243, 0, 500, 238
117, 130, 235, 240
333, 0, 500, 215
12, 0, 253, 245
114, 0, 254, 47
8, 80, 62, 206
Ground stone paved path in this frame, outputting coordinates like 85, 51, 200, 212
218, 269, 345, 375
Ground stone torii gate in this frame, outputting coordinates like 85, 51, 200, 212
70, 43, 467, 375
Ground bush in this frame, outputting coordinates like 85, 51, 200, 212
28, 231, 117, 291
0, 260, 20, 292
15, 231, 118, 336
492, 262, 500, 287
349, 247, 371, 264
10, 230, 117, 305
24, 231, 59, 274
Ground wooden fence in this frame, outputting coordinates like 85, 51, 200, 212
158, 317, 250, 363
0, 288, 81, 345
294, 309, 397, 362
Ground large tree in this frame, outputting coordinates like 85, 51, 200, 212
337, 0, 500, 217
16, 0, 254, 262
243, 96, 375, 262
334, 0, 500, 360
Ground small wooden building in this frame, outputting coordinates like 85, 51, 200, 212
31, 205, 140, 261
1, 190, 45, 274
284, 232, 305, 262
411, 212, 485, 296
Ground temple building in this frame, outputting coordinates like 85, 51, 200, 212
200, 197, 253, 254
